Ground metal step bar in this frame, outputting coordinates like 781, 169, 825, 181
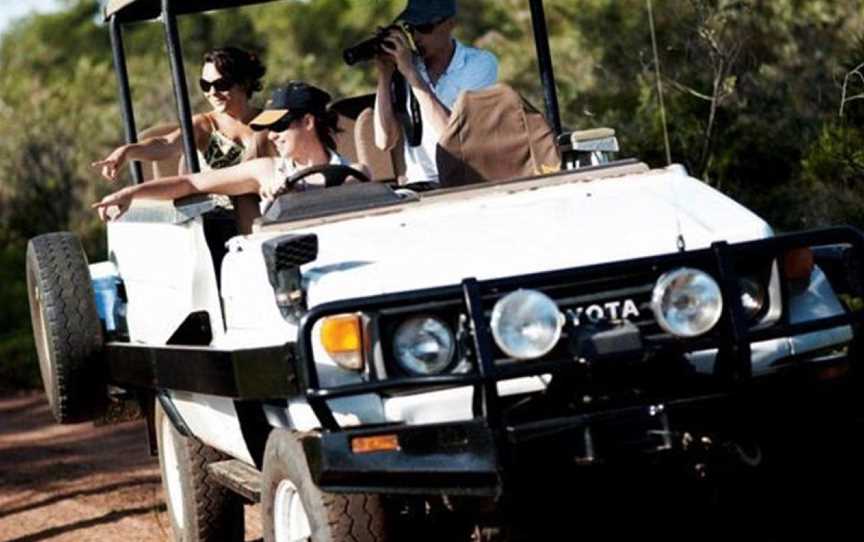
208, 459, 262, 503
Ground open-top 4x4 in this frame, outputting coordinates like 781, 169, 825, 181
26, 0, 864, 540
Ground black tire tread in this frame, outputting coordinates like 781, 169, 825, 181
185, 434, 244, 540
262, 429, 391, 542
26, 232, 104, 423
323, 492, 388, 542
155, 400, 244, 542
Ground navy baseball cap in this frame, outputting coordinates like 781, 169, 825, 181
250, 81, 331, 130
397, 0, 457, 25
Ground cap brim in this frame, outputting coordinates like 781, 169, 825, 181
250, 109, 289, 130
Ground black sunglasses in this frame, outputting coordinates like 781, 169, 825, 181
267, 115, 301, 133
199, 77, 234, 93
410, 17, 448, 34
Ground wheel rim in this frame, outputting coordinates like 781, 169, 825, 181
32, 285, 55, 400
273, 479, 312, 542
160, 414, 187, 528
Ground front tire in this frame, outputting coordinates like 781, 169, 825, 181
26, 232, 105, 423
155, 398, 244, 541
262, 429, 392, 542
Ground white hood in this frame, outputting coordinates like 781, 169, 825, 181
271, 169, 772, 307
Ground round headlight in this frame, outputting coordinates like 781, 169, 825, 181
392, 316, 455, 375
739, 277, 766, 320
651, 268, 723, 337
491, 289, 564, 360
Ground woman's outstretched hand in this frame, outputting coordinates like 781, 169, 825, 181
91, 146, 128, 182
92, 189, 133, 222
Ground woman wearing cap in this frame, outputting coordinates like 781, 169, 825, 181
91, 46, 274, 232
93, 82, 369, 223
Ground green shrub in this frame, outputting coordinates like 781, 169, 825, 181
0, 245, 39, 391
0, 329, 39, 391
798, 123, 864, 229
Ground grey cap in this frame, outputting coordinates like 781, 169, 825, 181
397, 0, 457, 25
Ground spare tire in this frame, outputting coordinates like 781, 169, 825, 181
26, 232, 106, 423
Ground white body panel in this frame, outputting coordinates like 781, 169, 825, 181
107, 205, 224, 345
295, 169, 772, 306
169, 390, 255, 465
104, 167, 852, 439
222, 167, 772, 322
217, 236, 295, 348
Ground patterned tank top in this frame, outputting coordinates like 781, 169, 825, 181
198, 130, 246, 171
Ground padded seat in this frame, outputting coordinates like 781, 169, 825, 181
354, 108, 405, 182
435, 84, 561, 187
329, 94, 375, 164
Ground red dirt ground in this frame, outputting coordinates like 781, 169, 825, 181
5, 389, 864, 541
0, 391, 261, 542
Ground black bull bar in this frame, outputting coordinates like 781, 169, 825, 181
297, 227, 864, 434
297, 227, 864, 494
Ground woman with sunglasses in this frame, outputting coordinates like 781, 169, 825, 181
92, 46, 274, 232
93, 82, 369, 223
373, 0, 498, 186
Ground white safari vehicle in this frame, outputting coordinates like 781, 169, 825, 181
25, 0, 864, 540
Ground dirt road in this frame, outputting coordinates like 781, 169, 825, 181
4, 388, 864, 541
0, 391, 261, 542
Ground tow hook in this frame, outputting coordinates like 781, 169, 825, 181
681, 432, 764, 480
681, 432, 715, 481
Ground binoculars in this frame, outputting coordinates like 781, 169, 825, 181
343, 23, 418, 66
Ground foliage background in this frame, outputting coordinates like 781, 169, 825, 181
1, 0, 863, 389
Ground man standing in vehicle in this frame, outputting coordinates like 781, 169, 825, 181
373, 0, 499, 186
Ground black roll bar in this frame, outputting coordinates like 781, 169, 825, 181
161, 0, 200, 173
105, 0, 200, 179
528, 0, 562, 135
106, 0, 563, 167
108, 17, 143, 184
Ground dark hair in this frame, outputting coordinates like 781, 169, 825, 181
310, 109, 341, 152
203, 47, 266, 98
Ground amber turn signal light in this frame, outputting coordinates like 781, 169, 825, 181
351, 434, 400, 454
782, 247, 814, 281
320, 313, 364, 370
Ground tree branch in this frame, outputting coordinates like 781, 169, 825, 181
665, 77, 714, 101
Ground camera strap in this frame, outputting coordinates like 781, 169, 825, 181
392, 72, 423, 147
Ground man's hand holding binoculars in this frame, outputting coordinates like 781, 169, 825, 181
373, 51, 395, 80
375, 28, 423, 89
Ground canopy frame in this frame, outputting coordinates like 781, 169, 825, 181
105, 0, 563, 184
